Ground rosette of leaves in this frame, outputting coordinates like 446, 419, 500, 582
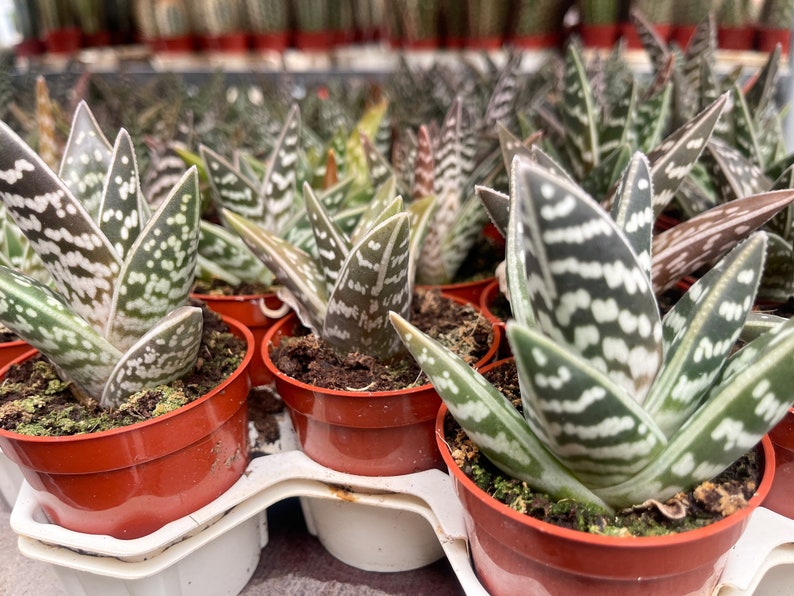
391, 153, 794, 512
224, 174, 435, 362
0, 102, 202, 410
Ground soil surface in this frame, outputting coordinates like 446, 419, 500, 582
446, 360, 762, 537
271, 289, 495, 392
0, 304, 247, 436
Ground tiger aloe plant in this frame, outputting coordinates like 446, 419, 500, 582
0, 102, 202, 410
390, 153, 794, 512
225, 174, 435, 362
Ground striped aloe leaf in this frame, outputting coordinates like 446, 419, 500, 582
561, 41, 600, 179
388, 310, 610, 510
651, 189, 794, 293
224, 175, 426, 361
392, 153, 794, 511
196, 220, 273, 287
0, 107, 203, 409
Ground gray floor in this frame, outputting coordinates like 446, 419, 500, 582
0, 496, 464, 595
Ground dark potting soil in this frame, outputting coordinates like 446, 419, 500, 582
270, 289, 495, 392
192, 278, 273, 296
445, 360, 762, 537
0, 303, 248, 437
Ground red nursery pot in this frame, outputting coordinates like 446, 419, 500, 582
263, 309, 501, 477
0, 338, 32, 370
763, 407, 794, 518
479, 279, 510, 358
436, 395, 776, 596
194, 291, 286, 386
0, 316, 254, 540
420, 276, 496, 307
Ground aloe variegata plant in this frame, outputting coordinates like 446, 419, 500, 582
0, 102, 202, 409
225, 174, 435, 362
391, 153, 794, 512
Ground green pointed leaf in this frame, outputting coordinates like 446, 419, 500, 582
730, 83, 765, 168
0, 266, 121, 400
595, 312, 794, 509
260, 104, 301, 232
390, 311, 611, 509
644, 235, 766, 436
101, 306, 203, 409
476, 185, 509, 238
58, 101, 113, 220
562, 41, 600, 178
600, 79, 637, 156
610, 152, 654, 279
515, 157, 662, 400
0, 121, 121, 333
757, 232, 794, 303
439, 194, 491, 284
652, 190, 794, 293
582, 144, 631, 200
350, 176, 398, 245
304, 182, 351, 292
224, 209, 327, 333
508, 322, 667, 488
360, 132, 395, 194
97, 129, 147, 260
636, 82, 672, 153
106, 168, 200, 351
645, 93, 727, 215
200, 144, 260, 222
324, 213, 411, 360
197, 220, 273, 287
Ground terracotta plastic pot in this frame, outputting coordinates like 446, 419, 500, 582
0, 338, 32, 371
199, 32, 249, 52
263, 303, 501, 477
251, 31, 290, 51
194, 291, 287, 386
718, 26, 756, 51
510, 31, 560, 49
436, 388, 776, 596
756, 27, 791, 55
44, 27, 82, 54
0, 316, 254, 539
763, 407, 794, 518
419, 276, 495, 307
579, 23, 619, 48
479, 279, 510, 358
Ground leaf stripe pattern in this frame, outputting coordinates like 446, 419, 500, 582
644, 235, 766, 437
645, 93, 727, 215
652, 189, 794, 293
508, 323, 666, 488
515, 157, 663, 400
389, 311, 610, 510
324, 213, 411, 361
58, 102, 113, 220
0, 120, 121, 333
105, 168, 200, 351
609, 152, 654, 278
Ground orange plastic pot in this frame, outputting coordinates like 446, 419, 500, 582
0, 338, 31, 370
436, 387, 775, 596
418, 276, 496, 307
0, 316, 254, 539
194, 291, 286, 386
263, 306, 501, 477
763, 407, 794, 518
479, 279, 510, 358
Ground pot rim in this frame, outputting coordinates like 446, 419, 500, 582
436, 359, 776, 548
0, 315, 254, 444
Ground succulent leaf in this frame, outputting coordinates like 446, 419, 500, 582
508, 322, 667, 488
389, 311, 611, 510
223, 209, 328, 333
644, 235, 766, 436
515, 158, 662, 400
652, 189, 794, 293
304, 181, 351, 291
324, 213, 411, 361
97, 130, 147, 260
197, 220, 273, 287
609, 152, 654, 278
0, 266, 121, 400
101, 305, 203, 409
0, 120, 121, 333
105, 168, 200, 351
562, 41, 600, 178
58, 101, 113, 220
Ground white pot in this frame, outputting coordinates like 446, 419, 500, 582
0, 446, 24, 509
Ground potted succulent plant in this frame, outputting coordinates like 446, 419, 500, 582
244, 0, 290, 51
391, 149, 794, 594
509, 0, 571, 49
577, 0, 621, 48
0, 102, 254, 539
